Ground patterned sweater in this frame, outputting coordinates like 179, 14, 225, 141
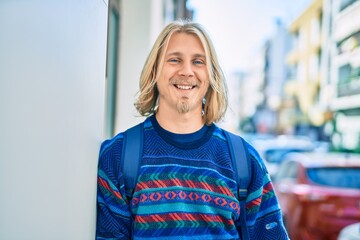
96, 115, 289, 240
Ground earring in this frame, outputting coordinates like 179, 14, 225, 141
202, 97, 206, 116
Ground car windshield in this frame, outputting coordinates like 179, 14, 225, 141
265, 149, 309, 163
307, 167, 360, 189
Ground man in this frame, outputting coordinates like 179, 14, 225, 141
96, 21, 289, 240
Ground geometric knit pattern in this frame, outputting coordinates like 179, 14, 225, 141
96, 116, 289, 240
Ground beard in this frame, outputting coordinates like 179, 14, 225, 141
176, 99, 190, 113
171, 77, 198, 114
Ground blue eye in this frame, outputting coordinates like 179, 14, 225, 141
168, 59, 180, 63
193, 59, 205, 65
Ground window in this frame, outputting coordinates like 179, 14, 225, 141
337, 31, 360, 54
339, 0, 358, 11
338, 64, 352, 84
309, 53, 319, 81
265, 149, 311, 164
307, 167, 360, 189
275, 161, 299, 182
310, 18, 320, 46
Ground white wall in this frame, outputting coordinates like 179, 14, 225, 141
0, 1, 108, 239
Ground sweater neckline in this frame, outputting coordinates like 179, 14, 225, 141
149, 115, 215, 150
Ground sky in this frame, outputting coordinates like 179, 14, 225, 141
188, 0, 312, 74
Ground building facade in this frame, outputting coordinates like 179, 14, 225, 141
329, 0, 360, 151
280, 0, 360, 151
285, 0, 326, 140
239, 19, 292, 135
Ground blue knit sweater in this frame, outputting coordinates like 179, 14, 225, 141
96, 115, 289, 240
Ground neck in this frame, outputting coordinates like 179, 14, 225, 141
155, 108, 205, 134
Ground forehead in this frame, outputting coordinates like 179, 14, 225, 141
165, 32, 205, 54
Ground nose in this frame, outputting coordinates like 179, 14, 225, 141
178, 61, 194, 77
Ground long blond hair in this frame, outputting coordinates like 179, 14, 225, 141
134, 20, 228, 125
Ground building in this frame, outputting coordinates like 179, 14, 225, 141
329, 0, 360, 152
262, 19, 293, 134
283, 0, 360, 151
285, 0, 325, 140
239, 19, 292, 135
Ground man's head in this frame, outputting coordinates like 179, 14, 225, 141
135, 20, 228, 125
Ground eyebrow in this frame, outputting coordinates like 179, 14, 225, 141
166, 52, 206, 59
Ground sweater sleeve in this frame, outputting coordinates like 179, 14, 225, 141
96, 136, 132, 240
238, 142, 290, 240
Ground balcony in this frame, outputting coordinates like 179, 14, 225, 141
334, 1, 360, 41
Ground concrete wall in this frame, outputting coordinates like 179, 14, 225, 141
0, 0, 108, 239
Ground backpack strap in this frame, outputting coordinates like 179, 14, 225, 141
224, 130, 251, 240
121, 122, 144, 198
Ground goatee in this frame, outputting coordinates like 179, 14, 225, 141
177, 100, 190, 113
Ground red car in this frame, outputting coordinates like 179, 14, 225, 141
273, 152, 360, 240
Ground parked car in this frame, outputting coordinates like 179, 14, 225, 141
338, 222, 360, 240
273, 152, 360, 240
251, 135, 316, 178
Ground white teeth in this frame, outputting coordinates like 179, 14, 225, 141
176, 85, 193, 90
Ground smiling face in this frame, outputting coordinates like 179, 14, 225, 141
156, 32, 210, 116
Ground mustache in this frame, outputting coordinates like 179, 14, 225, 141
170, 78, 199, 86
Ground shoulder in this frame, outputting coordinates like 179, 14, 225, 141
99, 131, 125, 159
243, 140, 267, 172
217, 127, 267, 173
99, 118, 151, 159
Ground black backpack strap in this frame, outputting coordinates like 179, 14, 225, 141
121, 122, 144, 198
224, 130, 251, 240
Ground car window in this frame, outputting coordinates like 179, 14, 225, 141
286, 163, 298, 179
307, 167, 360, 189
274, 161, 298, 181
265, 149, 310, 164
